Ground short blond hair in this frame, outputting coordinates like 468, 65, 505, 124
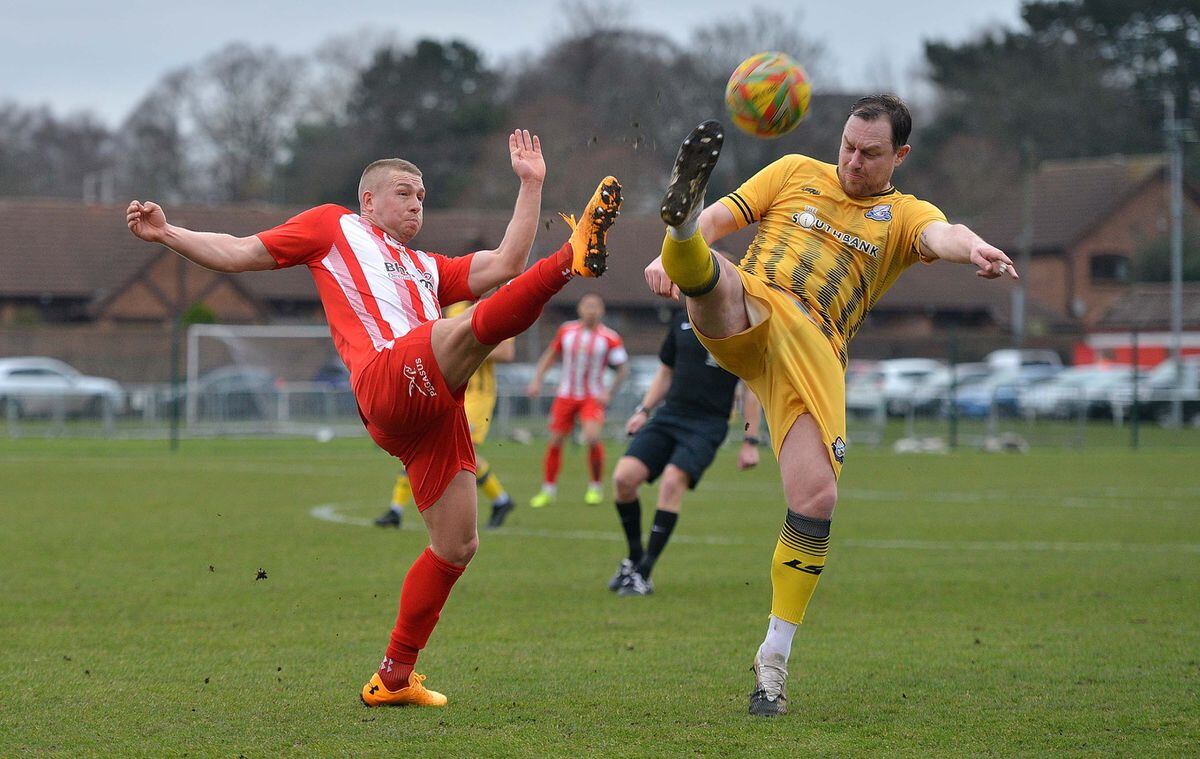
358, 158, 422, 205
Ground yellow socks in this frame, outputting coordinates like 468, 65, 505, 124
660, 228, 720, 296
769, 511, 831, 624
477, 460, 506, 502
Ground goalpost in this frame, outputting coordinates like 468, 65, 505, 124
184, 323, 362, 437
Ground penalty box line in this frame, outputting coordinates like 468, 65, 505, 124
309, 504, 1200, 554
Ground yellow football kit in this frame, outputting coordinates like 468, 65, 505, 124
689, 154, 945, 476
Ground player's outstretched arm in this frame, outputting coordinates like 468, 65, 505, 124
920, 221, 1019, 280
126, 200, 275, 273
468, 130, 545, 295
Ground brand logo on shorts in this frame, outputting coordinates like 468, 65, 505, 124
831, 436, 846, 464
404, 358, 438, 397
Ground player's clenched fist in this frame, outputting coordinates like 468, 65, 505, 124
644, 255, 682, 301
126, 200, 168, 243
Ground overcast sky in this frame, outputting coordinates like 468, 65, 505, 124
2, 0, 1024, 126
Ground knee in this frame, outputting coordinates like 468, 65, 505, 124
658, 468, 689, 503
612, 463, 643, 501
787, 478, 837, 521
439, 531, 479, 566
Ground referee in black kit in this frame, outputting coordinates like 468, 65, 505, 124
607, 309, 763, 596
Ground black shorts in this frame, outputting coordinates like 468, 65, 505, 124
623, 408, 730, 489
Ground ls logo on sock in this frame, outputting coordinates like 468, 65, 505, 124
781, 559, 824, 575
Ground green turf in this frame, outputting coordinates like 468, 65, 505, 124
2, 436, 1198, 757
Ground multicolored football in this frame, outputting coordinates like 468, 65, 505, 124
724, 52, 811, 138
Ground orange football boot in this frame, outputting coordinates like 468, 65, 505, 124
559, 176, 622, 277
360, 671, 448, 708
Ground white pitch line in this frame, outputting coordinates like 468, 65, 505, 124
308, 503, 1200, 554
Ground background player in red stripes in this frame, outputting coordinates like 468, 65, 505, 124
526, 293, 629, 507
126, 130, 622, 707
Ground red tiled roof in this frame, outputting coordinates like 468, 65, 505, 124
970, 155, 1167, 253
0, 197, 1070, 329
1095, 284, 1200, 330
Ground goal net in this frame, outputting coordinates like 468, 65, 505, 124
185, 323, 362, 437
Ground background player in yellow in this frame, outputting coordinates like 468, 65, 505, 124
646, 94, 1019, 717
376, 300, 517, 530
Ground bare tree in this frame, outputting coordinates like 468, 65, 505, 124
182, 43, 307, 202
0, 102, 112, 199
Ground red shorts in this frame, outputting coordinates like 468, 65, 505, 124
354, 321, 475, 511
548, 395, 606, 435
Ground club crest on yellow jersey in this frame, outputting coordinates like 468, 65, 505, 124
865, 204, 892, 222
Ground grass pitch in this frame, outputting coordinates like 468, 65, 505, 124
2, 436, 1198, 756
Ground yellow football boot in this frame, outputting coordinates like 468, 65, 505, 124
584, 485, 604, 506
360, 671, 448, 708
559, 176, 622, 277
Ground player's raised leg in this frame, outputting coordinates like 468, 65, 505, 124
749, 415, 837, 717
658, 121, 752, 341
362, 471, 479, 708
431, 177, 622, 392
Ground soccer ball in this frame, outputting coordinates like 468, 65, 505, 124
724, 52, 811, 138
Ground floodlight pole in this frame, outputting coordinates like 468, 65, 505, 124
169, 255, 185, 452
1014, 140, 1036, 348
1165, 91, 1184, 426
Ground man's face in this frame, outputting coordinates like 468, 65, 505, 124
837, 116, 910, 197
363, 171, 425, 242
578, 295, 604, 325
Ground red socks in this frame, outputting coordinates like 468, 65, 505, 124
588, 442, 605, 483
544, 443, 563, 485
470, 243, 573, 346
380, 547, 466, 690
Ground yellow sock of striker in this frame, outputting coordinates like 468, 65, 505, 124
770, 511, 831, 624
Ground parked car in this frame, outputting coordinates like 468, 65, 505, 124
953, 365, 1062, 419
984, 349, 1063, 373
908, 362, 992, 415
1125, 357, 1200, 424
876, 358, 947, 415
1022, 364, 1140, 419
311, 359, 350, 390
845, 361, 885, 416
188, 365, 282, 420
0, 356, 124, 416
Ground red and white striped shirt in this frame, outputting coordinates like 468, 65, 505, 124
257, 204, 474, 382
551, 320, 628, 400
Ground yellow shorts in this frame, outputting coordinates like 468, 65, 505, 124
690, 269, 847, 478
464, 392, 496, 445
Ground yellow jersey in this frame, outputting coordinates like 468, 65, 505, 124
718, 154, 946, 366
